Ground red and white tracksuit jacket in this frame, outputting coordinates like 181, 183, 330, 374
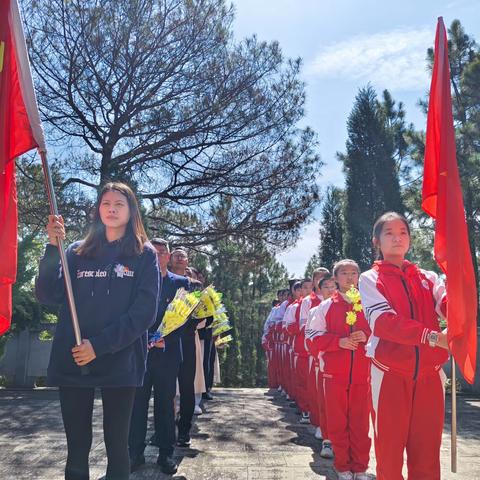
300, 292, 323, 428
306, 291, 371, 474
272, 300, 289, 390
283, 299, 301, 398
286, 297, 311, 412
359, 260, 448, 480
262, 308, 278, 388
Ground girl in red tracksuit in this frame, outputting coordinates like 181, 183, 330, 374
359, 212, 449, 480
306, 260, 371, 480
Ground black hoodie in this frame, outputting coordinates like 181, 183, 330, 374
35, 239, 160, 387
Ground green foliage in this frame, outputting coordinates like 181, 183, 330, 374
304, 185, 345, 276
318, 186, 344, 271
11, 236, 44, 333
340, 86, 404, 270
191, 200, 288, 387
304, 253, 321, 279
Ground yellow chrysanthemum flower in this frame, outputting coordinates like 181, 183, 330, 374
353, 303, 363, 312
158, 288, 201, 336
345, 285, 361, 304
194, 286, 224, 319
213, 322, 232, 336
346, 311, 357, 326
215, 334, 233, 347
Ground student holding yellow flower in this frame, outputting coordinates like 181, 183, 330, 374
305, 259, 371, 480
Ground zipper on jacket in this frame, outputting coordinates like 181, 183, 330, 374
349, 325, 354, 385
400, 277, 419, 381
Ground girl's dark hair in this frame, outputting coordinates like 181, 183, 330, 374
75, 182, 148, 258
319, 274, 334, 288
372, 211, 411, 260
332, 259, 360, 276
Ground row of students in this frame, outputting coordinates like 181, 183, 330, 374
36, 182, 220, 480
262, 211, 449, 480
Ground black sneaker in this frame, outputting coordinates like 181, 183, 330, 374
130, 453, 145, 473
157, 455, 178, 475
177, 433, 191, 447
202, 392, 214, 400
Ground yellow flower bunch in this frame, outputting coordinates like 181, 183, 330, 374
158, 288, 201, 336
345, 285, 363, 327
345, 285, 362, 304
193, 285, 224, 319
211, 310, 232, 336
215, 334, 233, 347
213, 321, 232, 336
212, 311, 228, 325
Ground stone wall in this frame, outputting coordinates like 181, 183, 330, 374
0, 324, 55, 387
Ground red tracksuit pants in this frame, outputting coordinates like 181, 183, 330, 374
279, 344, 286, 389
307, 357, 319, 427
324, 379, 371, 473
316, 371, 329, 440
287, 348, 294, 398
294, 355, 309, 412
266, 349, 278, 388
371, 364, 446, 480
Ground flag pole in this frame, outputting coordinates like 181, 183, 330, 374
39, 149, 88, 375
451, 356, 457, 472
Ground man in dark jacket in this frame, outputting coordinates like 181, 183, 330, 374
128, 238, 189, 475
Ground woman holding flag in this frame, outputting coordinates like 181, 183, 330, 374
36, 182, 160, 480
359, 212, 449, 480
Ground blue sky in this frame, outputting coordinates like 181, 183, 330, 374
232, 0, 480, 277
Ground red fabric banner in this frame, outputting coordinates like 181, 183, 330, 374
422, 17, 477, 384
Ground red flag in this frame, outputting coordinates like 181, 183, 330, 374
0, 0, 45, 335
422, 17, 477, 384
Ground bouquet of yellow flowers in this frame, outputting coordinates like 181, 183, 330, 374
215, 334, 233, 347
157, 288, 202, 337
193, 285, 224, 319
345, 285, 363, 326
212, 318, 233, 337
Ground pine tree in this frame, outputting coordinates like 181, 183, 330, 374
200, 198, 288, 386
319, 186, 344, 271
340, 86, 404, 270
304, 254, 320, 279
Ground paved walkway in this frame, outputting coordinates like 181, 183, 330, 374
0, 388, 479, 479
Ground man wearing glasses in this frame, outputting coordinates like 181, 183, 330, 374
169, 248, 201, 449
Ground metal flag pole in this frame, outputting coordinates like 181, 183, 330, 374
451, 356, 457, 472
39, 149, 88, 375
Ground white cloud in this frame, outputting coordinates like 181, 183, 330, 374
306, 27, 434, 91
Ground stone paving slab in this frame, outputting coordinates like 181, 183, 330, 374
0, 388, 479, 479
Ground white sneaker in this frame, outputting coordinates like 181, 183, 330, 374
337, 472, 354, 480
299, 412, 310, 424
320, 440, 334, 459
314, 426, 323, 440
194, 405, 202, 415
354, 473, 369, 480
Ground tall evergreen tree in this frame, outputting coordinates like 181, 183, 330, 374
304, 254, 320, 279
340, 86, 404, 270
319, 186, 344, 271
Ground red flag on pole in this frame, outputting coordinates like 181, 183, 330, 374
422, 17, 477, 384
0, 0, 46, 335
